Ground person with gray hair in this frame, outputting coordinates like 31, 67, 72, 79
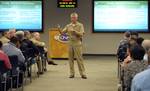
15, 31, 25, 42
8, 28, 16, 38
61, 12, 87, 79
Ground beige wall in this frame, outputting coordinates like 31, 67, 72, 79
41, 0, 150, 55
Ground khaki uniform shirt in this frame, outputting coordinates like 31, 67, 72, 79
30, 38, 45, 47
0, 36, 10, 44
62, 21, 84, 45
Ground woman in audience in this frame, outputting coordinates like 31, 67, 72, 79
123, 44, 147, 91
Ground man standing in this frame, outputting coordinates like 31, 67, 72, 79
61, 12, 87, 79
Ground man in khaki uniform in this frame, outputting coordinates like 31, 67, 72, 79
62, 13, 87, 79
31, 32, 57, 74
30, 32, 46, 74
0, 31, 10, 44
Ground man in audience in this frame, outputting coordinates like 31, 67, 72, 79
0, 41, 12, 70
130, 31, 139, 40
0, 31, 10, 44
15, 31, 24, 43
2, 36, 25, 65
31, 32, 57, 65
131, 48, 150, 91
20, 31, 39, 58
123, 45, 147, 91
30, 32, 57, 74
117, 31, 131, 62
118, 31, 131, 47
8, 28, 16, 38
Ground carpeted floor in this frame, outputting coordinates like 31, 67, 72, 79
24, 56, 117, 91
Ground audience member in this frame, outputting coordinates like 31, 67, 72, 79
31, 32, 57, 65
117, 31, 131, 62
0, 41, 12, 69
20, 31, 39, 58
8, 28, 16, 38
123, 45, 147, 91
142, 39, 150, 61
131, 49, 150, 91
2, 36, 25, 65
15, 31, 24, 43
0, 31, 10, 44
130, 31, 139, 40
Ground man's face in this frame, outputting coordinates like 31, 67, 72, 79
26, 32, 31, 39
5, 32, 10, 39
71, 16, 78, 23
9, 30, 16, 38
35, 33, 40, 40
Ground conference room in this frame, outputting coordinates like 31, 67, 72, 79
0, 0, 150, 91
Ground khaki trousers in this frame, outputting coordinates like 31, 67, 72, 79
69, 44, 86, 76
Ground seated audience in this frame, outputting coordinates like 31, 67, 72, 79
0, 41, 11, 69
131, 49, 150, 91
123, 45, 147, 91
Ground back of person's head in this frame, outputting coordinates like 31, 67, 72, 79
10, 36, 19, 44
130, 45, 145, 60
0, 41, 2, 48
24, 31, 31, 39
15, 31, 24, 41
142, 39, 150, 52
130, 31, 139, 39
136, 37, 144, 46
124, 31, 131, 39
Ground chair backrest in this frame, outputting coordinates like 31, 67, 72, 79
8, 55, 19, 69
0, 60, 8, 74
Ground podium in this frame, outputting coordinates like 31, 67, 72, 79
49, 28, 69, 58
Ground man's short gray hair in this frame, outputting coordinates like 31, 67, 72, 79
70, 12, 78, 17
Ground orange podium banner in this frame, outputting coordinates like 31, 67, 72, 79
49, 28, 69, 58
